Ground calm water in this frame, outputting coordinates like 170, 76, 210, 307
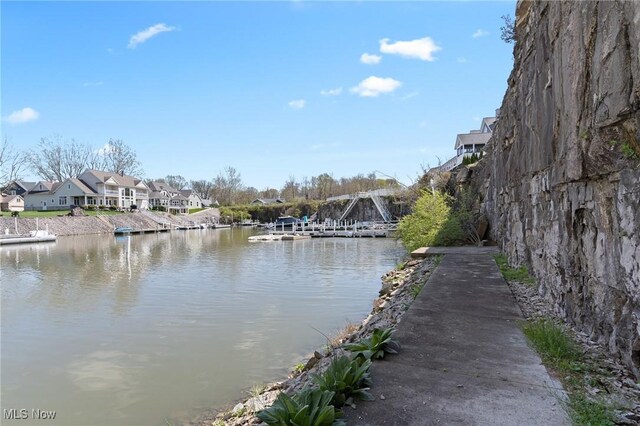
1, 228, 404, 425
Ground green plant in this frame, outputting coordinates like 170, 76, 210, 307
248, 383, 268, 398
344, 328, 400, 360
410, 282, 424, 299
293, 363, 305, 374
312, 356, 374, 407
567, 393, 615, 426
257, 388, 345, 426
621, 142, 639, 160
494, 254, 535, 285
521, 319, 581, 370
397, 190, 464, 251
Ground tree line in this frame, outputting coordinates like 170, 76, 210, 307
1, 136, 400, 205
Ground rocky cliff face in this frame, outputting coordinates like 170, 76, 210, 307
478, 0, 640, 376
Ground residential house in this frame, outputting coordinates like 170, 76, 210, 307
180, 190, 203, 210
1, 180, 36, 197
78, 169, 149, 209
251, 198, 285, 205
23, 169, 150, 211
147, 181, 187, 213
169, 193, 189, 214
0, 194, 25, 212
435, 109, 499, 172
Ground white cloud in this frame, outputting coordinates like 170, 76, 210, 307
320, 87, 343, 96
457, 57, 469, 63
379, 37, 441, 61
288, 99, 306, 109
472, 29, 489, 38
350, 76, 402, 97
4, 107, 39, 124
128, 23, 176, 49
360, 53, 381, 65
82, 81, 104, 87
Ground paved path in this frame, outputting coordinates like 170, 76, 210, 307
344, 249, 569, 425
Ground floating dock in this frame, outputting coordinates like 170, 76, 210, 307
0, 231, 57, 246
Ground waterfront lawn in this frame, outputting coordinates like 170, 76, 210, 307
188, 208, 205, 214
4, 210, 124, 218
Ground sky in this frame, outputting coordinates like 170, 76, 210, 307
2, 1, 516, 190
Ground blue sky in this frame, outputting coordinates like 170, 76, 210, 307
2, 1, 515, 190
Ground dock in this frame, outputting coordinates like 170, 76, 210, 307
0, 230, 57, 246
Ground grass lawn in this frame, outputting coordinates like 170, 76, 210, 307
188, 208, 206, 214
3, 210, 124, 218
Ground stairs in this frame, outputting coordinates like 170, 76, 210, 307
370, 194, 392, 222
339, 196, 360, 221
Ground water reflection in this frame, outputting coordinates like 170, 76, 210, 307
1, 229, 404, 425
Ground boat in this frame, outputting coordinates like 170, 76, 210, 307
273, 216, 301, 230
114, 227, 134, 235
0, 230, 57, 245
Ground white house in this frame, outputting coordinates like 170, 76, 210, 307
180, 190, 203, 209
0, 194, 25, 212
436, 109, 499, 172
23, 170, 149, 211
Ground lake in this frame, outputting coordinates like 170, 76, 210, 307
0, 228, 404, 425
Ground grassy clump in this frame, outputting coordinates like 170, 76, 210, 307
521, 319, 581, 369
494, 254, 535, 285
568, 394, 616, 426
521, 319, 618, 425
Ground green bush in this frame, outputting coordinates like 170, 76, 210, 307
397, 190, 464, 251
494, 254, 535, 285
312, 356, 373, 407
344, 328, 400, 360
257, 388, 345, 426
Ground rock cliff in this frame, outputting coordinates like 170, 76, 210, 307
478, 0, 640, 376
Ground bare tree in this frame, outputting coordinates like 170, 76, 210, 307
211, 166, 243, 205
29, 136, 93, 181
281, 175, 299, 200
165, 175, 188, 190
100, 139, 144, 177
0, 137, 28, 188
190, 179, 214, 199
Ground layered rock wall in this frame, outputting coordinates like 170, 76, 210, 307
479, 0, 640, 375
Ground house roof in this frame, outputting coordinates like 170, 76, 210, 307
15, 181, 36, 191
0, 194, 24, 203
251, 198, 285, 204
68, 178, 97, 195
83, 169, 146, 189
28, 181, 58, 194
149, 191, 169, 200
455, 132, 492, 149
180, 190, 202, 199
171, 194, 188, 201
147, 181, 179, 193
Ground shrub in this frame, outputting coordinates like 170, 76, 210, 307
257, 388, 345, 426
344, 328, 400, 360
312, 356, 373, 407
109, 205, 117, 211
397, 190, 464, 251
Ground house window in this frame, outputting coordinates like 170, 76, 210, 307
59, 196, 67, 205
68, 184, 71, 189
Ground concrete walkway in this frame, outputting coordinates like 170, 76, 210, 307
344, 249, 569, 425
